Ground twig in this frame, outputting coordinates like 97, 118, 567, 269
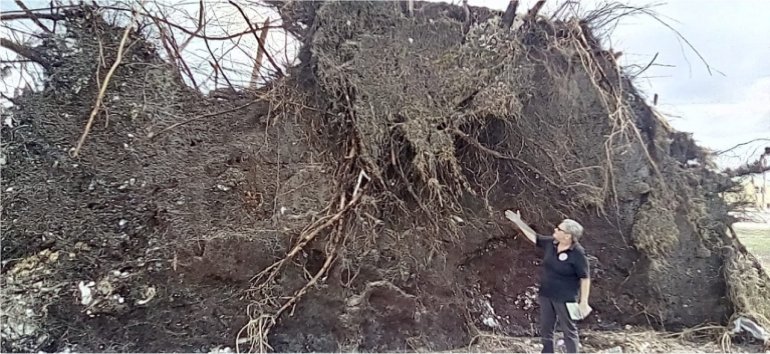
228, 0, 284, 78
249, 18, 271, 90
202, 15, 235, 91
176, 0, 206, 52
149, 99, 262, 139
13, 0, 52, 33
70, 9, 137, 158
94, 5, 284, 42
630, 52, 659, 79
716, 139, 770, 155
146, 3, 198, 90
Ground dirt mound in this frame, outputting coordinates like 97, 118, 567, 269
2, 1, 770, 353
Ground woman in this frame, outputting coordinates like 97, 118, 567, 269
505, 210, 591, 353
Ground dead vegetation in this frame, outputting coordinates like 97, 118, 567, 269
2, 1, 770, 353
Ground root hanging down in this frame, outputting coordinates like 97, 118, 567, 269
237, 169, 369, 353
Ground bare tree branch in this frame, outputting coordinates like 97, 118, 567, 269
724, 148, 770, 177
13, 0, 53, 33
176, 0, 206, 52
0, 37, 51, 70
716, 139, 770, 156
227, 0, 284, 78
99, 5, 283, 42
0, 12, 65, 21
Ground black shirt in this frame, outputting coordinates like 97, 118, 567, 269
536, 234, 590, 302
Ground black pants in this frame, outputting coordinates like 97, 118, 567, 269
539, 296, 579, 353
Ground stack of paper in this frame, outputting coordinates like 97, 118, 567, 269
566, 302, 592, 320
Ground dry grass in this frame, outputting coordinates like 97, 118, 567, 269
734, 222, 770, 270
459, 328, 752, 353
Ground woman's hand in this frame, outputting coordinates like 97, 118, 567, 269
505, 209, 521, 222
578, 301, 592, 318
505, 210, 538, 244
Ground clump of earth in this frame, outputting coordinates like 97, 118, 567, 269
2, 1, 769, 353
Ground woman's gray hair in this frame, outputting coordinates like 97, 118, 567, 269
561, 219, 584, 241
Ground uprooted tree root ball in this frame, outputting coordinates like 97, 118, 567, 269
2, 1, 769, 353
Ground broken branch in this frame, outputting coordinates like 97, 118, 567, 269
70, 13, 136, 157
501, 0, 519, 28
249, 18, 271, 90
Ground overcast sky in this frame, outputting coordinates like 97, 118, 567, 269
3, 0, 769, 170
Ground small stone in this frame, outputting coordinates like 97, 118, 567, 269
118, 219, 127, 227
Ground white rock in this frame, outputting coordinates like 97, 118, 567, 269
482, 317, 499, 328
78, 281, 93, 305
118, 219, 127, 227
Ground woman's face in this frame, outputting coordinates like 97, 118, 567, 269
553, 223, 573, 244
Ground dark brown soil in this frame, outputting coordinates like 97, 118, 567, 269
2, 1, 768, 353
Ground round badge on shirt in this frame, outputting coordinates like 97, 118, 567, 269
558, 253, 568, 261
